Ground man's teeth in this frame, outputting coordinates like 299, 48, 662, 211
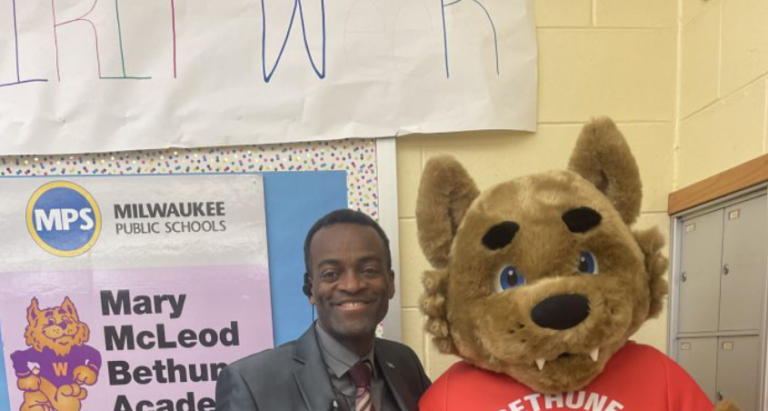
534, 348, 600, 371
340, 302, 366, 307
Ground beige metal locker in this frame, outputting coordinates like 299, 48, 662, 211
717, 336, 761, 411
679, 210, 724, 333
673, 193, 768, 411
720, 197, 768, 331
677, 337, 718, 402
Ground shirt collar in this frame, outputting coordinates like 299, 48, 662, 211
315, 322, 376, 379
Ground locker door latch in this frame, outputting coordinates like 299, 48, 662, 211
722, 264, 730, 276
717, 391, 724, 402
681, 272, 687, 282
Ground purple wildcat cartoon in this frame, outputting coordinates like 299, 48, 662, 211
11, 297, 101, 411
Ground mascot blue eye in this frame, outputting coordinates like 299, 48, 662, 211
578, 251, 598, 274
498, 266, 525, 291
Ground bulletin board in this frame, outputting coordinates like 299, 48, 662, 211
0, 137, 400, 410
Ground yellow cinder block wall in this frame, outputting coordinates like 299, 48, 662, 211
677, 0, 768, 189
396, 0, 678, 379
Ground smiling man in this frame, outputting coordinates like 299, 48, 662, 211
216, 209, 430, 411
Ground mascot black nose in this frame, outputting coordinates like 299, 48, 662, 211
530, 294, 590, 330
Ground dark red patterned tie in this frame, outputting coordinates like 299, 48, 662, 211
348, 360, 374, 411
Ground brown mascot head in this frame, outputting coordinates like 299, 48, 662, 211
416, 118, 668, 393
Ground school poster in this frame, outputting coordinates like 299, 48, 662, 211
0, 174, 273, 411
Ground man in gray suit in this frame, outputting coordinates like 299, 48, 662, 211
216, 209, 431, 411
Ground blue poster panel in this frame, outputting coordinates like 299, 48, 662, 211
0, 324, 8, 410
263, 171, 348, 345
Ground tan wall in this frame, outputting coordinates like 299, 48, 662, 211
396, 0, 678, 379
677, 0, 768, 190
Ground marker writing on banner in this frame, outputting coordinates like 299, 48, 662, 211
0, 0, 48, 88
3, 0, 512, 87
100, 289, 239, 411
440, 0, 500, 78
51, 0, 152, 81
261, 0, 327, 83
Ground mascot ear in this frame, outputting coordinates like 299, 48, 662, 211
27, 298, 42, 323
61, 297, 80, 321
568, 117, 642, 226
416, 155, 480, 269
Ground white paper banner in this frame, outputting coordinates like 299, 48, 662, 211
0, 0, 537, 155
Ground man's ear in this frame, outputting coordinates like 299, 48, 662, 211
304, 272, 316, 304
387, 271, 396, 299
416, 156, 480, 268
568, 117, 642, 225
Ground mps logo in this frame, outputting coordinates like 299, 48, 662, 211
26, 181, 101, 257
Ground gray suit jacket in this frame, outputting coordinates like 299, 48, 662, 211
215, 325, 431, 411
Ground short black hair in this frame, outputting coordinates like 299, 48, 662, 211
302, 209, 393, 297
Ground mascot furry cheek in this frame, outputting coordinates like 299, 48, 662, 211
416, 118, 739, 411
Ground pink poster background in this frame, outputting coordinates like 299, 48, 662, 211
0, 265, 273, 410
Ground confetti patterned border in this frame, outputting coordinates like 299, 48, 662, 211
0, 139, 379, 219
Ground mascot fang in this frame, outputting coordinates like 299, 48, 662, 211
416, 118, 739, 411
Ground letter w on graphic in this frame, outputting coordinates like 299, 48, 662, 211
53, 362, 69, 377
260, 0, 326, 83
440, 0, 500, 78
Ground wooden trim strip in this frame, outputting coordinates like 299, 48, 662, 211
668, 153, 768, 215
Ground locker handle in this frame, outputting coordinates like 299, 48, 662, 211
717, 391, 724, 402
722, 264, 730, 276
681, 272, 687, 282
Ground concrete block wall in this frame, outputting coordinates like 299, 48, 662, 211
677, 0, 768, 189
396, 0, 678, 379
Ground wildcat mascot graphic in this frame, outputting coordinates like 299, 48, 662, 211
11, 297, 101, 411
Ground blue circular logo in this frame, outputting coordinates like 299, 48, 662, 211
26, 182, 101, 257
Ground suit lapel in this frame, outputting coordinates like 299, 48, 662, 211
293, 326, 338, 411
376, 342, 412, 411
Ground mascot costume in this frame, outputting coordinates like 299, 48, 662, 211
416, 118, 739, 411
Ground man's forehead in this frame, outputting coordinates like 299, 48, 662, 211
309, 224, 386, 258
312, 223, 383, 244
315, 255, 385, 266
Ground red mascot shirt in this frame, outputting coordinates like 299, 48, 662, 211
420, 342, 713, 411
